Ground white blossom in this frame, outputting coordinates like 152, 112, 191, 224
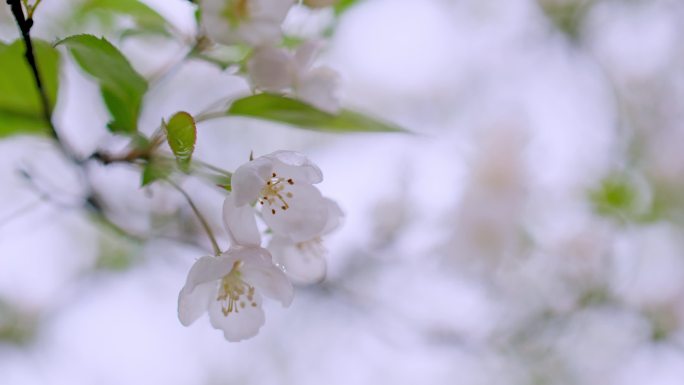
177, 195, 293, 342
231, 150, 331, 242
247, 41, 341, 113
269, 198, 343, 284
201, 0, 295, 46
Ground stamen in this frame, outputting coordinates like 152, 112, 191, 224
216, 261, 258, 317
260, 172, 295, 215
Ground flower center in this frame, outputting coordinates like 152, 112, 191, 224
259, 172, 295, 215
216, 261, 257, 316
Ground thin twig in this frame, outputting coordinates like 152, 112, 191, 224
167, 180, 222, 256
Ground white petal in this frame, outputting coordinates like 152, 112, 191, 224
180, 255, 235, 293
248, 46, 296, 91
294, 40, 324, 70
236, 20, 284, 47
262, 183, 328, 242
232, 157, 273, 206
269, 236, 327, 285
241, 248, 295, 306
223, 194, 261, 247
208, 290, 265, 342
296, 66, 341, 113
177, 255, 235, 326
264, 150, 323, 184
320, 197, 344, 235
178, 281, 216, 326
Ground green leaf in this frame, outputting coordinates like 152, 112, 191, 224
227, 94, 405, 133
76, 0, 169, 34
165, 112, 196, 172
0, 39, 60, 138
58, 34, 147, 134
141, 157, 173, 186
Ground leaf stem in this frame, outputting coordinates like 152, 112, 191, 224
167, 180, 222, 256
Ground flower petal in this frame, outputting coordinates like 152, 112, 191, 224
240, 248, 295, 307
248, 46, 296, 91
265, 150, 323, 184
232, 157, 273, 206
207, 290, 265, 342
296, 66, 341, 113
294, 40, 324, 70
320, 197, 344, 235
223, 194, 261, 247
269, 236, 327, 285
180, 255, 235, 294
177, 255, 235, 326
262, 183, 328, 242
178, 281, 216, 326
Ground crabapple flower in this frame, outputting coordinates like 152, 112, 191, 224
247, 41, 341, 113
177, 196, 293, 342
201, 0, 295, 46
231, 150, 331, 242
269, 197, 343, 284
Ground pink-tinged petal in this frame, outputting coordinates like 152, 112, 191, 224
248, 46, 296, 91
320, 197, 344, 235
297, 66, 341, 114
262, 183, 328, 242
223, 195, 261, 247
178, 281, 216, 326
269, 236, 327, 285
264, 150, 323, 184
207, 290, 265, 342
232, 157, 272, 206
241, 248, 295, 306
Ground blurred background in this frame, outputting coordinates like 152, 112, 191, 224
1, 0, 684, 384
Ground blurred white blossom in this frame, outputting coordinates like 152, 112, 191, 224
200, 0, 295, 46
248, 41, 341, 112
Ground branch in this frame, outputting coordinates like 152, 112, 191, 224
6, 0, 60, 143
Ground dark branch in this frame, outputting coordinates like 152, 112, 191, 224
6, 0, 60, 143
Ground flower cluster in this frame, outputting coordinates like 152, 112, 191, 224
200, 0, 341, 112
178, 151, 343, 341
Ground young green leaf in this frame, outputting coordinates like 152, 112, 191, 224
58, 34, 148, 134
0, 39, 60, 138
76, 0, 169, 36
165, 112, 196, 172
226, 93, 405, 133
